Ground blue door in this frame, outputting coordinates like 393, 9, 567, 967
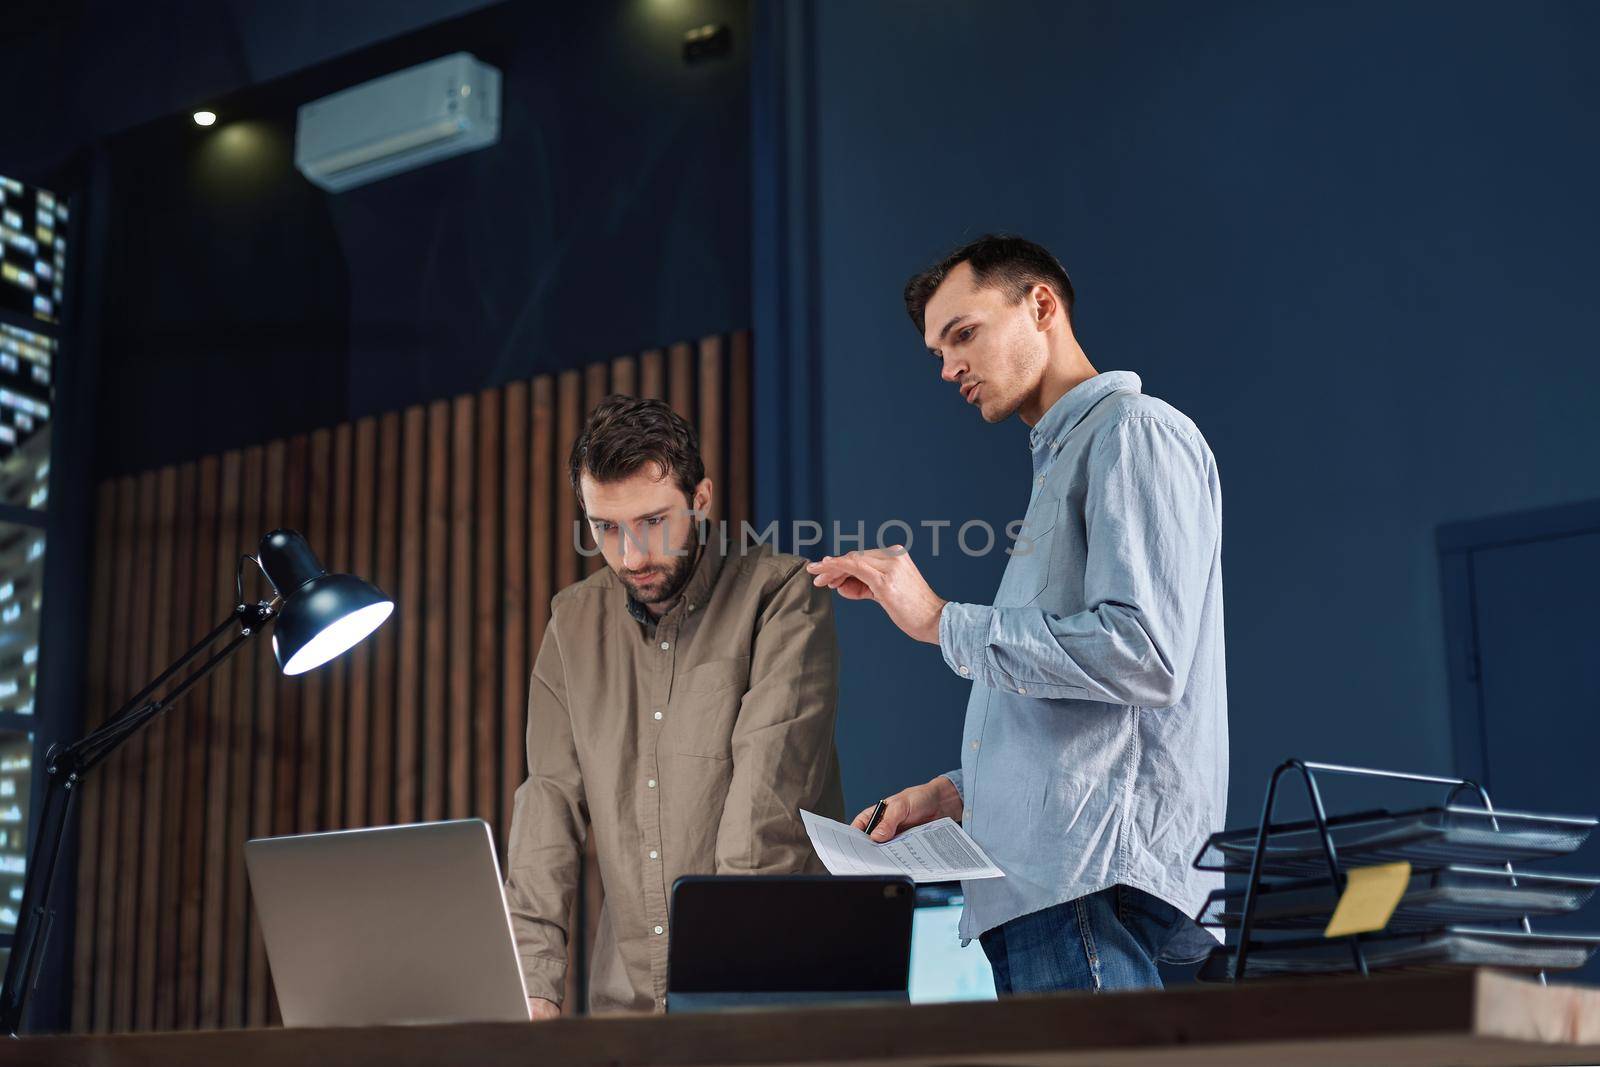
1440, 503, 1600, 985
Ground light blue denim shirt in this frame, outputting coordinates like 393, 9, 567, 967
939, 371, 1227, 956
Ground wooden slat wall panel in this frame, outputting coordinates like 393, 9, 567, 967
112, 472, 158, 1032
344, 419, 377, 832
448, 397, 474, 820
176, 458, 217, 1029
610, 355, 636, 398
369, 415, 401, 831
221, 447, 263, 1030
199, 453, 238, 1030
323, 427, 353, 832
154, 463, 197, 1030
554, 372, 581, 592
90, 476, 135, 1032
583, 363, 608, 414
529, 378, 553, 656
266, 436, 308, 1027
297, 433, 332, 837
395, 408, 425, 825
71, 333, 750, 1032
245, 441, 286, 1028
274, 437, 309, 844
145, 470, 183, 1036
422, 401, 449, 824
474, 390, 500, 825
499, 382, 528, 852
639, 348, 664, 400
667, 342, 694, 422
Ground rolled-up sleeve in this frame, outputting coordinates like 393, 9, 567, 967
939, 416, 1218, 709
504, 619, 588, 1004
714, 563, 841, 873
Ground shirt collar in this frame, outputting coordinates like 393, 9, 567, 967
1027, 370, 1143, 455
623, 526, 726, 625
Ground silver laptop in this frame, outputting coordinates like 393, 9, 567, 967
245, 819, 530, 1027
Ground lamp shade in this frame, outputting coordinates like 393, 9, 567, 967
258, 529, 393, 675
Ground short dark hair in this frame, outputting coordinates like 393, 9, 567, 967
903, 233, 1075, 335
569, 395, 705, 509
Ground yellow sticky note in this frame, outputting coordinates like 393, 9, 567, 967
1324, 861, 1411, 938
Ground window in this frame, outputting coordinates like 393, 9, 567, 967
0, 730, 31, 934
0, 177, 68, 325
0, 169, 64, 967
0, 323, 53, 510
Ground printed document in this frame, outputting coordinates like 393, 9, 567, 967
800, 810, 1004, 882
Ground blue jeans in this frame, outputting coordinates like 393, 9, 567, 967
978, 885, 1186, 994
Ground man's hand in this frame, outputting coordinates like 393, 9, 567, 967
805, 549, 947, 644
850, 776, 964, 842
528, 996, 560, 1021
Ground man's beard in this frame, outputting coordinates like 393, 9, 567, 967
618, 528, 700, 607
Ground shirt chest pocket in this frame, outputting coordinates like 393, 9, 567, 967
666, 656, 750, 760
996, 499, 1059, 607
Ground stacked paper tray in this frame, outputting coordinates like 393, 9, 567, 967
1200, 865, 1600, 932
1198, 926, 1600, 980
1194, 805, 1596, 876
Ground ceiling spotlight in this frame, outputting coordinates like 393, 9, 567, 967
193, 111, 217, 126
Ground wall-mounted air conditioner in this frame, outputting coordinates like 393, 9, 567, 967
294, 52, 501, 193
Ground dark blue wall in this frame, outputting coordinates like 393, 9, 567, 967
765, 0, 1600, 822
0, 0, 502, 179
91, 0, 750, 477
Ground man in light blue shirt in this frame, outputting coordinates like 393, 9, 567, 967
806, 234, 1226, 994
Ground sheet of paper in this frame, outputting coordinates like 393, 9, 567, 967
800, 809, 1004, 882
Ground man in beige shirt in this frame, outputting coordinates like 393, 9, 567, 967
505, 395, 845, 1017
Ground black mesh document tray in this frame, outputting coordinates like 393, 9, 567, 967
1195, 805, 1596, 876
1198, 925, 1600, 979
1200, 865, 1600, 931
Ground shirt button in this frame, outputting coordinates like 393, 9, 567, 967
958, 665, 969, 677
654, 926, 665, 935
653, 711, 663, 720
647, 779, 657, 789
660, 641, 670, 651
1037, 475, 1044, 486
971, 739, 981, 751
1017, 686, 1028, 694
649, 850, 659, 860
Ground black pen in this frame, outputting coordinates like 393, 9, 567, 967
863, 800, 888, 837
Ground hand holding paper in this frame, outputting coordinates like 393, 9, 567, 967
801, 809, 1004, 882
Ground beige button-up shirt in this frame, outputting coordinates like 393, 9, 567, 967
505, 538, 844, 1014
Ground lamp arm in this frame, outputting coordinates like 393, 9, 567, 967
72, 608, 243, 748
63, 603, 275, 774
94, 553, 276, 739
0, 599, 276, 1036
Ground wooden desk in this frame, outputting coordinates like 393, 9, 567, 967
12, 970, 1600, 1066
